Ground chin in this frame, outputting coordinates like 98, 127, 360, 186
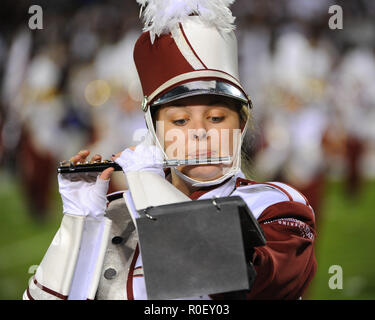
181, 164, 226, 181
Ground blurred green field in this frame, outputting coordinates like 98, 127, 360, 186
0, 170, 374, 300
308, 178, 375, 300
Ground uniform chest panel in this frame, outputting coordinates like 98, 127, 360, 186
96, 197, 139, 300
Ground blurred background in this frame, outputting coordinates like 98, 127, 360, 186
0, 0, 374, 300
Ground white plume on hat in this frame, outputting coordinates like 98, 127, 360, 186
136, 0, 236, 43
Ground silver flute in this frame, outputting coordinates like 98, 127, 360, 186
57, 156, 233, 174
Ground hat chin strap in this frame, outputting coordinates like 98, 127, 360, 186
144, 105, 248, 188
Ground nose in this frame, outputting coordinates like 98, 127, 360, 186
189, 117, 209, 141
192, 128, 207, 140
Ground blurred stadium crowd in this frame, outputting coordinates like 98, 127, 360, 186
0, 0, 375, 223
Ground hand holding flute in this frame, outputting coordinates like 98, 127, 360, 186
67, 150, 116, 179
57, 144, 166, 218
58, 144, 232, 218
58, 150, 116, 219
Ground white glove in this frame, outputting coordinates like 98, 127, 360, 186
114, 140, 165, 178
58, 172, 110, 219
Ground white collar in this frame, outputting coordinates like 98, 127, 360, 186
193, 170, 246, 200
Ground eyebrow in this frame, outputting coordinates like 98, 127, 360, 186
164, 106, 189, 117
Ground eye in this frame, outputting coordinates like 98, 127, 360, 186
209, 116, 225, 123
172, 119, 188, 126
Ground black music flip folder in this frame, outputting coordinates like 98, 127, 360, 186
136, 196, 266, 300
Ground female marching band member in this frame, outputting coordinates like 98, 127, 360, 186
24, 0, 316, 300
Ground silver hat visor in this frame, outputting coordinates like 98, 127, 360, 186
150, 80, 250, 107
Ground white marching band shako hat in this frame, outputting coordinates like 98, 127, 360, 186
133, 0, 252, 187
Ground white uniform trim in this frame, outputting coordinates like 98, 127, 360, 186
25, 277, 63, 300
180, 17, 240, 80
268, 181, 315, 214
268, 182, 308, 205
133, 253, 147, 300
196, 171, 312, 219
171, 26, 205, 70
124, 190, 140, 228
23, 214, 112, 300
68, 217, 112, 300
232, 186, 290, 220
125, 171, 191, 211
34, 214, 85, 297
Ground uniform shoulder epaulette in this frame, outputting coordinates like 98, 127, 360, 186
234, 177, 310, 206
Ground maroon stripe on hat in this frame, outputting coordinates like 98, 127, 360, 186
134, 32, 195, 98
33, 277, 68, 300
179, 23, 208, 69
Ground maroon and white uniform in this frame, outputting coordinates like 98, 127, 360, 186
96, 170, 316, 300
24, 169, 316, 300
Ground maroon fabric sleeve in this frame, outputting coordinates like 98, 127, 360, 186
244, 201, 317, 300
210, 200, 316, 300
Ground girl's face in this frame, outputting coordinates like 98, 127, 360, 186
155, 95, 243, 181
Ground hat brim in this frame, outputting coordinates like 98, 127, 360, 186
151, 80, 250, 107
